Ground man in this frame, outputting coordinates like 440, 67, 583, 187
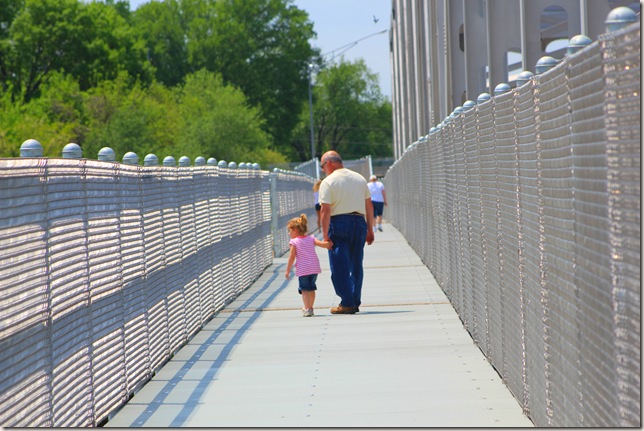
319, 151, 375, 314
367, 175, 387, 232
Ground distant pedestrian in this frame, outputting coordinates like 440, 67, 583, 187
313, 180, 322, 231
285, 214, 331, 317
368, 175, 387, 232
319, 151, 375, 314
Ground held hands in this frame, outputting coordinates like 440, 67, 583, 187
320, 240, 332, 249
315, 238, 333, 249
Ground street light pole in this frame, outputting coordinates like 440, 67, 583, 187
307, 63, 315, 161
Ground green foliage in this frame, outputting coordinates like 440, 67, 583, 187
0, 0, 391, 165
176, 69, 279, 164
290, 59, 393, 161
4, 0, 153, 102
0, 72, 83, 157
132, 0, 188, 87
181, 0, 318, 149
83, 74, 179, 161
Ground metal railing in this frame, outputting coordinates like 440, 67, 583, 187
384, 21, 640, 427
0, 158, 315, 427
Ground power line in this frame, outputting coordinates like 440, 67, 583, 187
322, 29, 387, 62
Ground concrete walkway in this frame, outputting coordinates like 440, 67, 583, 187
106, 223, 534, 427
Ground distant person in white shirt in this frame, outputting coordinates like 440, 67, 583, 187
367, 175, 387, 232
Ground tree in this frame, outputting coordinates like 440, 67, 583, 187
291, 58, 392, 161
176, 69, 285, 166
83, 73, 179, 161
74, 1, 154, 89
6, 0, 153, 102
183, 0, 318, 150
132, 0, 189, 87
0, 71, 84, 157
0, 0, 24, 95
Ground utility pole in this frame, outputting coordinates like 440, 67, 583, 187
308, 63, 315, 160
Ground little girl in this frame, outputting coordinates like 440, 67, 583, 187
285, 214, 330, 317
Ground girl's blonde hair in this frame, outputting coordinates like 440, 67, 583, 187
312, 180, 322, 192
287, 214, 308, 235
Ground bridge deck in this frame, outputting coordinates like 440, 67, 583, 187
106, 224, 533, 427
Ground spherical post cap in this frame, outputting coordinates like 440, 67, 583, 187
195, 156, 206, 166
217, 160, 228, 168
463, 100, 476, 110
20, 139, 43, 157
494, 83, 511, 96
98, 147, 116, 161
207, 157, 217, 166
477, 92, 491, 103
567, 35, 592, 55
535, 56, 558, 74
605, 7, 637, 32
516, 71, 534, 86
228, 161, 237, 169
252, 163, 261, 170
123, 152, 139, 165
163, 156, 176, 167
62, 143, 82, 158
238, 162, 247, 169
144, 154, 159, 166
178, 156, 191, 167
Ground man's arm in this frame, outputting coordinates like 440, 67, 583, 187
320, 203, 332, 242
382, 189, 387, 206
365, 198, 375, 245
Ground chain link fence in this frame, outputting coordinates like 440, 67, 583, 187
0, 159, 314, 426
384, 22, 640, 427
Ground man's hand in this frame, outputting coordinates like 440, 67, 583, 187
366, 229, 374, 245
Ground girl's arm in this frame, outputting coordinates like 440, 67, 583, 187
314, 238, 331, 249
285, 245, 296, 279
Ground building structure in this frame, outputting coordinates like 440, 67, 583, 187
389, 0, 640, 158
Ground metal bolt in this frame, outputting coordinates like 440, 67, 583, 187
122, 152, 139, 165
516, 71, 534, 86
62, 143, 82, 158
462, 100, 476, 111
144, 154, 159, 166
477, 92, 491, 104
20, 139, 43, 157
567, 35, 592, 55
98, 147, 116, 161
535, 56, 558, 74
493, 83, 511, 96
605, 6, 637, 32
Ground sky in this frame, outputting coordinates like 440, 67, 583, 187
126, 0, 392, 98
292, 0, 392, 98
